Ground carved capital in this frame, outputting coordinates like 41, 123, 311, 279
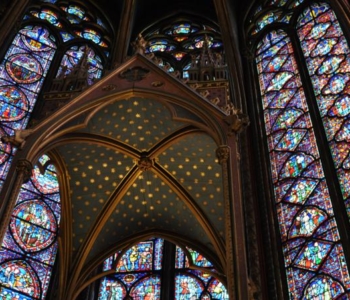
216, 146, 230, 164
137, 154, 154, 171
16, 159, 33, 183
223, 105, 250, 135
1, 129, 34, 149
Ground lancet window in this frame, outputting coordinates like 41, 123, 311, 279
249, 0, 350, 298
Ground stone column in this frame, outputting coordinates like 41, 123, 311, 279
213, 0, 245, 110
216, 146, 235, 296
110, 0, 136, 67
216, 144, 249, 299
0, 159, 33, 244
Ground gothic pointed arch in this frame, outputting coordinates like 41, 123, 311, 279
97, 237, 229, 300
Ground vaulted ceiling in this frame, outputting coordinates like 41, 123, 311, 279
25, 55, 234, 284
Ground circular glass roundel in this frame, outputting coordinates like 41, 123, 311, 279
0, 86, 29, 122
10, 200, 57, 252
6, 54, 43, 84
0, 260, 41, 298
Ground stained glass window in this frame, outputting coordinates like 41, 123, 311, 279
0, 26, 56, 188
255, 29, 350, 298
99, 239, 229, 299
174, 246, 229, 300
57, 45, 103, 86
30, 9, 62, 28
251, 0, 350, 298
297, 2, 350, 218
0, 1, 111, 299
98, 238, 163, 299
32, 1, 111, 49
0, 154, 61, 299
142, 19, 224, 78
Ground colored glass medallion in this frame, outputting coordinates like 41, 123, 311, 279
0, 260, 41, 298
173, 24, 191, 35
129, 276, 161, 299
10, 200, 57, 252
0, 86, 29, 122
6, 54, 43, 84
116, 241, 154, 272
35, 9, 61, 27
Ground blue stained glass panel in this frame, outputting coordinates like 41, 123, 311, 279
175, 274, 204, 299
0, 26, 56, 186
57, 45, 103, 86
0, 155, 61, 299
129, 275, 161, 299
297, 2, 350, 217
116, 241, 155, 272
98, 278, 126, 299
256, 29, 350, 298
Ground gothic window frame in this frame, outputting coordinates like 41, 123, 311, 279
140, 16, 225, 79
0, 1, 114, 299
97, 238, 230, 300
247, 0, 350, 298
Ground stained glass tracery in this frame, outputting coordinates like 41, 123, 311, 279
99, 239, 229, 299
249, 0, 306, 36
98, 238, 163, 299
30, 1, 111, 48
174, 246, 229, 300
255, 29, 350, 298
142, 20, 224, 78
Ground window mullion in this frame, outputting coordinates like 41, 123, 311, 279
160, 240, 175, 300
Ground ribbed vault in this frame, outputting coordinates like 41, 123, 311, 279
9, 54, 236, 297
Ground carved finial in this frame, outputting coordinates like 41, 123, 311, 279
200, 90, 210, 98
132, 33, 148, 55
1, 129, 34, 149
211, 97, 220, 105
216, 146, 230, 164
172, 70, 181, 79
146, 52, 155, 60
191, 83, 201, 90
181, 78, 189, 84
